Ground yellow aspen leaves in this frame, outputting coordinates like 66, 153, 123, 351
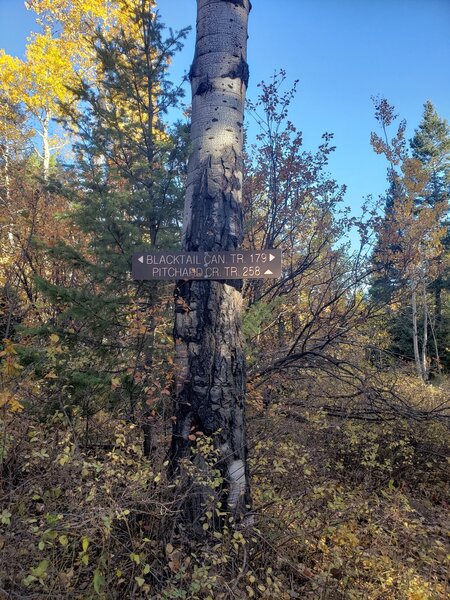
24, 31, 76, 114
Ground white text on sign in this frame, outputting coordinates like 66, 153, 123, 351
132, 250, 282, 280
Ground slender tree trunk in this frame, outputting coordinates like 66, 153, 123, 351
42, 112, 50, 181
421, 279, 429, 381
3, 144, 11, 203
411, 280, 423, 380
429, 312, 442, 376
170, 0, 251, 524
2, 144, 15, 247
434, 279, 442, 331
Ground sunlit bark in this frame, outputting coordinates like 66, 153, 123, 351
170, 0, 252, 523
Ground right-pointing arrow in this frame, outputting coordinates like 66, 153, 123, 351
269, 253, 275, 261
264, 269, 273, 275
138, 256, 144, 263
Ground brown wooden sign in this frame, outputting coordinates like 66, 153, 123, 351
132, 249, 282, 280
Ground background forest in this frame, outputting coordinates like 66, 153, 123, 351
1, 1, 449, 599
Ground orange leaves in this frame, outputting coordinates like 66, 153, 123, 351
0, 341, 24, 412
0, 340, 23, 378
145, 378, 171, 406
0, 391, 24, 413
371, 99, 448, 287
401, 157, 428, 197
376, 177, 447, 283
187, 429, 204, 442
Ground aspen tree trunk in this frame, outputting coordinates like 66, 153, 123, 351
434, 283, 442, 331
421, 279, 429, 381
2, 145, 15, 247
170, 0, 251, 523
42, 112, 50, 181
3, 145, 10, 203
411, 280, 423, 380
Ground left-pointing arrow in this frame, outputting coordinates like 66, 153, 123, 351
138, 256, 144, 263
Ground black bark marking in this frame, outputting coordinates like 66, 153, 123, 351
195, 76, 213, 96
172, 0, 251, 525
188, 54, 201, 82
222, 57, 249, 88
222, 0, 252, 10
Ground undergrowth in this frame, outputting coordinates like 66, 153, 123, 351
1, 402, 449, 599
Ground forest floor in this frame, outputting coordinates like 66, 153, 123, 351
1, 398, 449, 599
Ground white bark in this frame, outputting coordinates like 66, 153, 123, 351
182, 0, 248, 248
1, 144, 15, 248
411, 279, 423, 380
421, 279, 429, 380
42, 112, 50, 181
171, 0, 251, 523
3, 144, 11, 203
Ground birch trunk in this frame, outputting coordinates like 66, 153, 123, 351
170, 0, 251, 523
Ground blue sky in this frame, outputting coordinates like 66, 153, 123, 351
1, 0, 449, 216
157, 0, 450, 214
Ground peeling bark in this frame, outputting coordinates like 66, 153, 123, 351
170, 0, 251, 524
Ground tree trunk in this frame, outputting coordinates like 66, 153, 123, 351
421, 279, 429, 381
434, 278, 442, 331
3, 144, 11, 203
411, 280, 423, 380
2, 144, 14, 247
170, 0, 251, 524
42, 112, 50, 182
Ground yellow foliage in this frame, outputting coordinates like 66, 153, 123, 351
0, 391, 24, 412
26, 0, 111, 39
27, 0, 157, 44
0, 340, 23, 378
0, 0, 167, 174
0, 51, 24, 106
1, 32, 75, 121
24, 31, 76, 115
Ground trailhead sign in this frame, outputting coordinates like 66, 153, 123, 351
132, 249, 282, 280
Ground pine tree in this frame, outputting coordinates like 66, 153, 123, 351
410, 101, 450, 202
410, 101, 450, 354
371, 99, 448, 379
33, 1, 189, 447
